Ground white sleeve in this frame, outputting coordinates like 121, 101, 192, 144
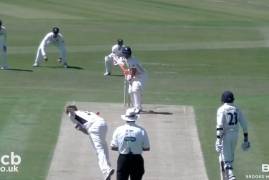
3, 27, 7, 45
111, 44, 118, 54
110, 129, 119, 148
216, 108, 224, 138
40, 33, 51, 57
58, 33, 65, 43
142, 129, 150, 149
238, 109, 248, 133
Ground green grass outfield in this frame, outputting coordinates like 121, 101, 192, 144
0, 0, 269, 179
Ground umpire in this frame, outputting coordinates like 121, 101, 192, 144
111, 108, 150, 180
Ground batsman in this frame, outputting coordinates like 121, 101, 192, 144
215, 91, 250, 180
118, 46, 147, 113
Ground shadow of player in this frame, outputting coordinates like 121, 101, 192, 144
140, 110, 173, 115
4, 68, 33, 72
40, 65, 84, 70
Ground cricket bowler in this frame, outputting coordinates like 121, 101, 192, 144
65, 105, 114, 180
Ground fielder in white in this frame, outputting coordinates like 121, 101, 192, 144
104, 39, 124, 76
65, 105, 114, 180
0, 20, 8, 69
215, 91, 250, 180
118, 46, 147, 113
33, 27, 68, 68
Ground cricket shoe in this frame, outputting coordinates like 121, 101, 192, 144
228, 175, 236, 180
104, 72, 111, 76
32, 63, 39, 67
0, 66, 9, 70
104, 169, 114, 180
63, 63, 68, 68
58, 58, 62, 63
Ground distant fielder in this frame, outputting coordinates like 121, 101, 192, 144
215, 91, 250, 180
118, 46, 147, 113
33, 27, 68, 68
65, 105, 114, 180
104, 39, 125, 76
0, 20, 8, 69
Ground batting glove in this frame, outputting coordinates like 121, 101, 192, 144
126, 74, 132, 81
241, 141, 250, 151
215, 139, 223, 153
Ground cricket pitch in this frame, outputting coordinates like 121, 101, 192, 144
46, 102, 208, 180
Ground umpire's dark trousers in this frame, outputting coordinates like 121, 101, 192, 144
117, 154, 145, 180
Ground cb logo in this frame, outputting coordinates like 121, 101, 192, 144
1, 152, 21, 166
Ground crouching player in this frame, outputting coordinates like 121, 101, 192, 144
215, 91, 250, 180
104, 39, 125, 76
65, 105, 114, 180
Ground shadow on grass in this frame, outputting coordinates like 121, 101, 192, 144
38, 65, 84, 70
4, 68, 33, 72
110, 74, 124, 77
140, 110, 173, 115
67, 66, 84, 70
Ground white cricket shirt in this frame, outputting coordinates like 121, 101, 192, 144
69, 110, 104, 130
111, 123, 150, 154
111, 44, 123, 57
40, 32, 65, 47
126, 57, 147, 80
216, 103, 248, 134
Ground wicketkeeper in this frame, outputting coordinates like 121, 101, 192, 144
215, 91, 250, 180
65, 105, 114, 180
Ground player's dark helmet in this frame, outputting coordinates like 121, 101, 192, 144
122, 46, 132, 58
52, 27, 60, 35
221, 91, 235, 103
117, 39, 124, 46
0, 20, 2, 26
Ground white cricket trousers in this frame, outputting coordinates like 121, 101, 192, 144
34, 44, 67, 65
129, 77, 146, 110
222, 132, 238, 167
88, 120, 112, 178
104, 53, 117, 74
0, 43, 7, 68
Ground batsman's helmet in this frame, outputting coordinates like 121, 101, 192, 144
52, 27, 60, 35
117, 39, 123, 46
122, 46, 132, 58
0, 20, 2, 26
221, 91, 235, 103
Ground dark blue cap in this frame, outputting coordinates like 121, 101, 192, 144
221, 91, 235, 103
